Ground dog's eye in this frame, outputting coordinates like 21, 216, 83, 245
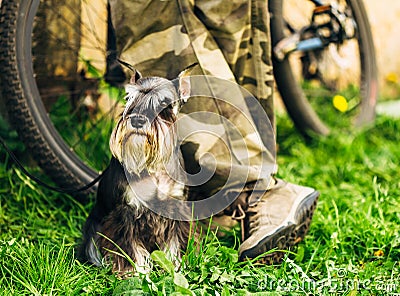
160, 100, 170, 108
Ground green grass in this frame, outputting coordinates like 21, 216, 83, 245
1, 113, 399, 295
49, 87, 123, 172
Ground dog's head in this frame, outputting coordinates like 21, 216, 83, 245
110, 67, 192, 175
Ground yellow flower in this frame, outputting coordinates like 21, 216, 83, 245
374, 250, 384, 257
386, 72, 398, 84
333, 95, 349, 113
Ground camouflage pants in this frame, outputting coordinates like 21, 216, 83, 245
110, 0, 276, 201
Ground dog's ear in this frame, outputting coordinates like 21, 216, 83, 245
130, 69, 142, 84
178, 63, 197, 102
117, 59, 142, 84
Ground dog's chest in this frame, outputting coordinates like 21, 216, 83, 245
123, 173, 186, 209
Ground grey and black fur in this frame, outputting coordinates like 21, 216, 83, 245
80, 68, 192, 274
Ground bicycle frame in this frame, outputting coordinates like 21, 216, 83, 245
273, 0, 357, 61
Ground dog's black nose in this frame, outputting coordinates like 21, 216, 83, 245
130, 114, 147, 128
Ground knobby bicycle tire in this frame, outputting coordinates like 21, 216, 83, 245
0, 0, 98, 198
269, 0, 378, 135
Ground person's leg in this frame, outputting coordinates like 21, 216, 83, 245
208, 0, 319, 260
188, 0, 320, 261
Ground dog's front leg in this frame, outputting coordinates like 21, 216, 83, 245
79, 204, 104, 266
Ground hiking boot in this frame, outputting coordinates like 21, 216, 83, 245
238, 179, 319, 263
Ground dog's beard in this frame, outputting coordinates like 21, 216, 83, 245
110, 119, 176, 176
122, 134, 150, 176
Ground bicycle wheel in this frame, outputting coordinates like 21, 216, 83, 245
0, 1, 123, 198
269, 0, 378, 135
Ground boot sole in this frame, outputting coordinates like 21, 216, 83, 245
239, 190, 320, 263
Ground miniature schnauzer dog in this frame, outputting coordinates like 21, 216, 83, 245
80, 67, 193, 274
